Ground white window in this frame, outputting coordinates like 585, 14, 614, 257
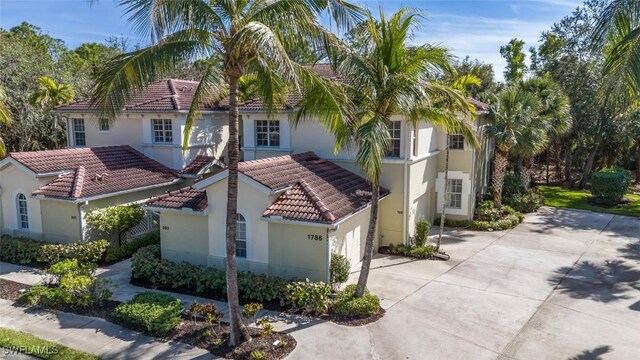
448, 134, 464, 150
386, 121, 401, 157
447, 179, 463, 209
255, 120, 280, 147
16, 194, 28, 230
236, 214, 247, 258
72, 118, 86, 146
98, 118, 110, 132
153, 119, 173, 144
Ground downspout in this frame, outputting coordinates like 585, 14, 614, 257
471, 142, 477, 219
402, 122, 410, 245
326, 227, 331, 283
79, 201, 89, 242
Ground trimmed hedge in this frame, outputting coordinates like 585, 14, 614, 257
435, 201, 524, 231
591, 168, 632, 206
0, 237, 108, 266
0, 236, 43, 264
332, 284, 380, 317
114, 292, 184, 335
132, 245, 294, 303
105, 231, 160, 263
504, 190, 544, 213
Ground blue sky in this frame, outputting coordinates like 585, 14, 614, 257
0, 0, 583, 81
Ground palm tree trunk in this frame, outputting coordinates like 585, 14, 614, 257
225, 74, 250, 346
523, 157, 534, 191
545, 149, 550, 185
492, 150, 508, 208
437, 147, 450, 252
355, 182, 379, 298
563, 148, 572, 184
579, 146, 598, 189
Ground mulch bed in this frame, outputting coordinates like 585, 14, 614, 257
319, 307, 386, 326
0, 278, 31, 301
0, 279, 296, 359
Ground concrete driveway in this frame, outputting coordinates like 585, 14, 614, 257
280, 207, 640, 359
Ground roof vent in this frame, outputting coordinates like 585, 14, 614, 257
95, 174, 103, 181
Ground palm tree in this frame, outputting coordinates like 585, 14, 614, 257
29, 76, 76, 149
0, 86, 11, 157
486, 88, 541, 208
304, 8, 478, 297
435, 74, 481, 252
89, 0, 362, 346
516, 77, 571, 190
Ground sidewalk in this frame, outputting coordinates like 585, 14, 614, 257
0, 299, 213, 359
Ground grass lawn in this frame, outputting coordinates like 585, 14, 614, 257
0, 327, 100, 360
538, 186, 640, 217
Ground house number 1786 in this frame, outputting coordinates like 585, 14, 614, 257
307, 234, 323, 241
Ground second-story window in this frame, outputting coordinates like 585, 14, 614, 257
448, 134, 464, 150
386, 121, 401, 157
153, 119, 173, 144
98, 118, 110, 132
72, 118, 86, 146
256, 120, 280, 147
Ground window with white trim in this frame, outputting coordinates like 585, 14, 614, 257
386, 121, 401, 157
153, 119, 173, 144
98, 118, 110, 132
72, 118, 86, 146
446, 179, 463, 209
448, 134, 464, 150
255, 120, 280, 147
16, 194, 29, 230
236, 214, 247, 258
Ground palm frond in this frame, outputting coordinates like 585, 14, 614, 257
182, 62, 225, 149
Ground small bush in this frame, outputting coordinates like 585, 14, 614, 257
332, 284, 380, 317
107, 231, 161, 263
503, 173, 524, 198
284, 279, 331, 315
114, 292, 184, 335
591, 168, 632, 206
330, 253, 351, 291
504, 190, 544, 213
434, 201, 524, 231
40, 239, 109, 265
414, 219, 431, 247
238, 272, 288, 302
475, 201, 502, 222
242, 302, 264, 322
0, 237, 44, 265
388, 243, 438, 259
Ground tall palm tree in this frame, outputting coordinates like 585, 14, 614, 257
89, 0, 362, 346
300, 8, 478, 297
29, 76, 76, 149
0, 86, 11, 157
436, 74, 481, 252
516, 77, 571, 189
486, 88, 541, 208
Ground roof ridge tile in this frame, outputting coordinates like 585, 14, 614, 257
297, 180, 335, 222
71, 166, 85, 198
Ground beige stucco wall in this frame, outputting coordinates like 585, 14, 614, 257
159, 212, 209, 266
0, 164, 44, 239
40, 201, 81, 244
205, 177, 274, 274
268, 222, 328, 281
406, 156, 438, 237
331, 207, 372, 271
65, 115, 145, 152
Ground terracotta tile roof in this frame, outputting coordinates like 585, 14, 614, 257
55, 79, 216, 112
145, 187, 208, 212
468, 98, 490, 113
240, 152, 389, 224
178, 155, 219, 176
8, 146, 179, 200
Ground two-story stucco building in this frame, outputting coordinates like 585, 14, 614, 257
41, 65, 493, 281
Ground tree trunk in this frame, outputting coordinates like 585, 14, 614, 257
523, 157, 534, 191
492, 150, 509, 208
545, 149, 550, 185
579, 146, 598, 189
514, 156, 523, 177
564, 149, 572, 183
225, 74, 250, 346
53, 117, 59, 149
437, 147, 450, 252
355, 182, 379, 298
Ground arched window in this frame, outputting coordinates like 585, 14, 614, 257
16, 194, 29, 230
236, 214, 247, 258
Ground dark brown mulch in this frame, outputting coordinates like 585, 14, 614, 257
320, 307, 386, 326
0, 278, 31, 301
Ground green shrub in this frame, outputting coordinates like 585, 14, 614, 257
0, 237, 45, 264
330, 253, 351, 291
238, 272, 288, 302
124, 231, 160, 256
242, 302, 264, 322
475, 201, 502, 222
332, 284, 380, 317
284, 279, 331, 314
591, 168, 632, 206
17, 285, 65, 307
434, 201, 524, 231
414, 219, 431, 247
388, 243, 437, 259
40, 239, 109, 265
84, 204, 146, 243
105, 245, 126, 263
504, 190, 544, 213
114, 292, 184, 335
503, 173, 524, 198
